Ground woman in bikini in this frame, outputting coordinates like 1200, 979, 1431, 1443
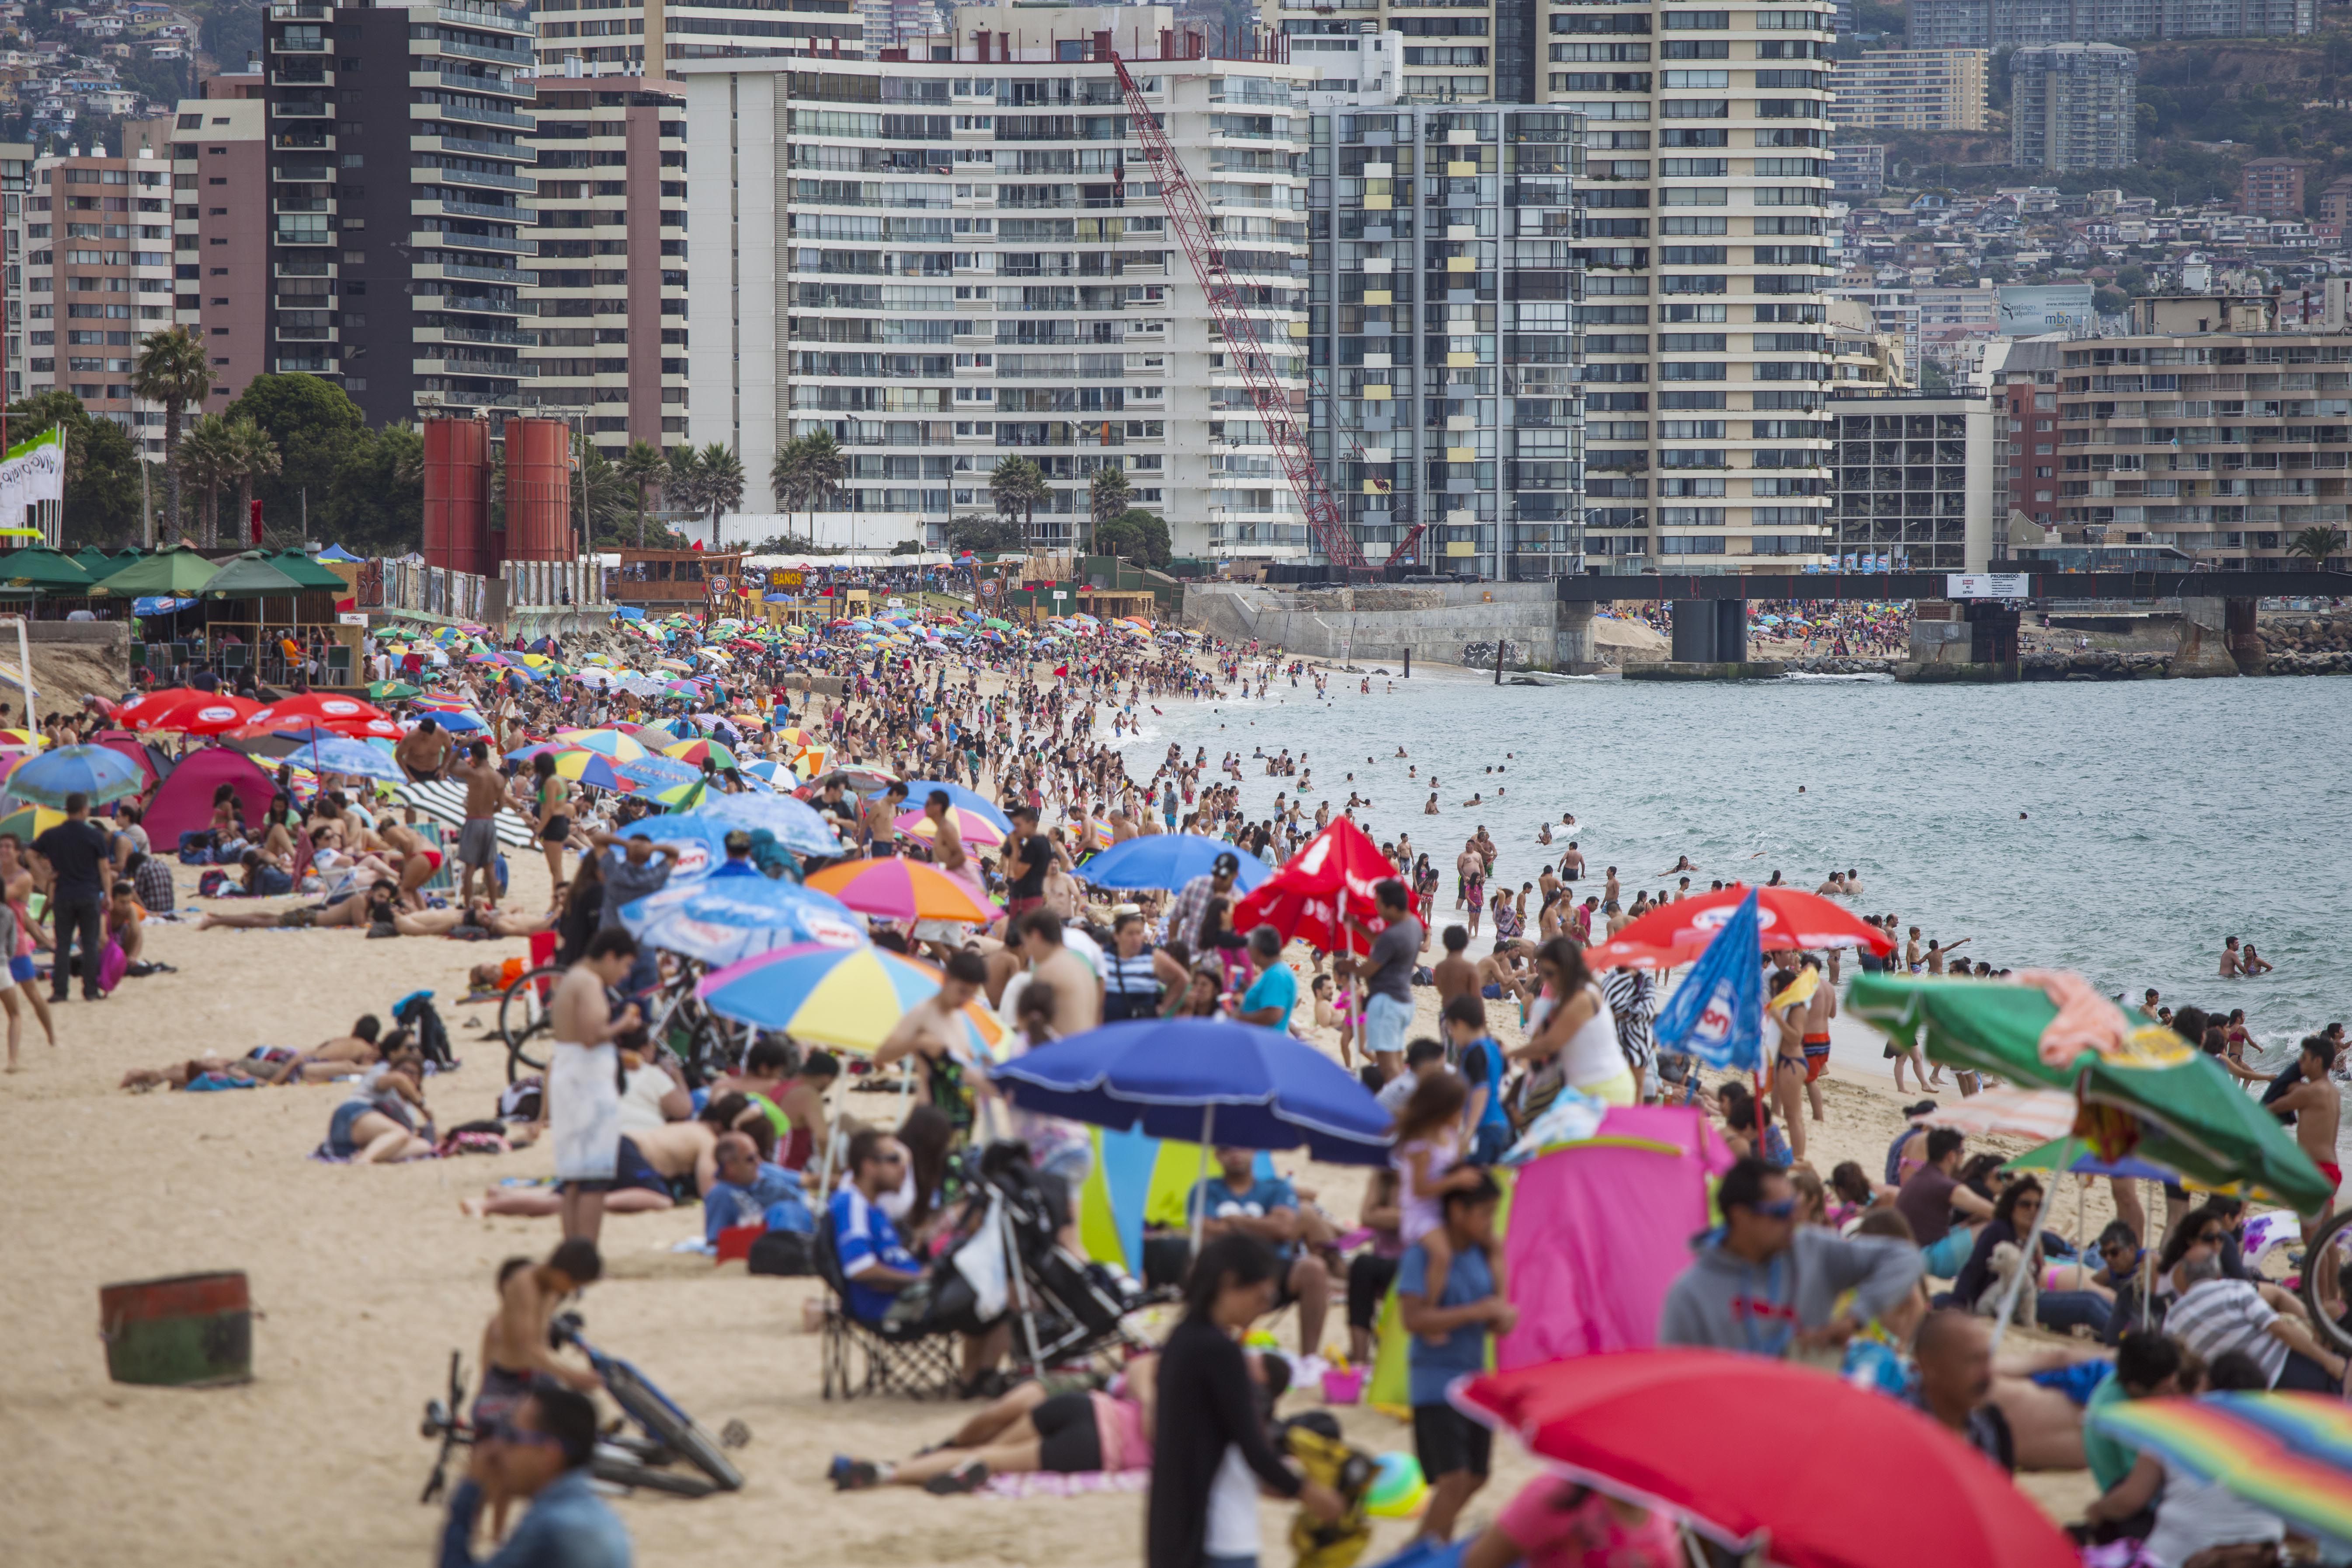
528, 752, 573, 896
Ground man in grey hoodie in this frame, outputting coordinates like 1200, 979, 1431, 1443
1659, 1157, 1925, 1356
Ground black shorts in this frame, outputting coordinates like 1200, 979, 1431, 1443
1411, 1401, 1486, 1476
1030, 1390, 1103, 1473
1347, 1252, 1399, 1331
1412, 1403, 1491, 1480
541, 815, 572, 844
566, 1135, 670, 1196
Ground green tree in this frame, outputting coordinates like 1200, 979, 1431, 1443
175, 414, 237, 549
944, 514, 1025, 555
616, 438, 667, 546
793, 428, 845, 539
672, 442, 742, 547
223, 374, 369, 548
2289, 525, 2346, 565
1094, 507, 1173, 570
323, 422, 424, 556
225, 416, 281, 547
989, 454, 1049, 546
570, 435, 634, 549
131, 325, 212, 538
1086, 465, 1133, 556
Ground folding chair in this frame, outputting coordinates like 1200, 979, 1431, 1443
813, 1225, 962, 1401
415, 819, 457, 895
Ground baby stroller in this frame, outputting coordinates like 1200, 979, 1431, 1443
938, 1141, 1170, 1378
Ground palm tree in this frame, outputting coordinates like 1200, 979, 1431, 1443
225, 417, 280, 546
990, 455, 1049, 548
2289, 525, 2346, 566
132, 326, 212, 538
617, 439, 667, 546
1087, 466, 1133, 557
796, 429, 845, 544
690, 442, 743, 547
769, 434, 809, 537
569, 434, 633, 549
175, 414, 236, 549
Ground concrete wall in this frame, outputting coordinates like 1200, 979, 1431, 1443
1184, 582, 1587, 671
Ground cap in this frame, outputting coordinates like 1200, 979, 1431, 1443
1212, 850, 1240, 875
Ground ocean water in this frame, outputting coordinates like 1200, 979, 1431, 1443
1115, 664, 2352, 1064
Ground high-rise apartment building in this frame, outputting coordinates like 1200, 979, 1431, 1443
1908, 0, 2307, 48
530, 0, 863, 77
1551, 0, 1839, 571
1302, 100, 1584, 577
22, 141, 177, 456
262, 0, 538, 425
1828, 48, 1986, 133
1268, 0, 1544, 104
0, 143, 31, 403
2010, 43, 2135, 173
679, 6, 1315, 560
1825, 391, 1995, 570
2238, 156, 2306, 220
525, 78, 688, 456
1827, 140, 1882, 197
163, 72, 269, 411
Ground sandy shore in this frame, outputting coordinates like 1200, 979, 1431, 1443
0, 802, 2134, 1567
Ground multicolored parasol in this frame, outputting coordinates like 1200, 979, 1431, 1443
698, 943, 1003, 1060
2088, 1393, 2352, 1551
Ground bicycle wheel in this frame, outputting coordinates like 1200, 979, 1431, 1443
2299, 1206, 2352, 1354
499, 964, 564, 1083
591, 1445, 719, 1498
601, 1362, 744, 1491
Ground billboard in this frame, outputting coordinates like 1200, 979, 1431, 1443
1997, 284, 2096, 333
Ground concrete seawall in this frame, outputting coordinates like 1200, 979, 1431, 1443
1184, 582, 1606, 672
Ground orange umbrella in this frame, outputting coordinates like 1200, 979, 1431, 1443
805, 857, 999, 923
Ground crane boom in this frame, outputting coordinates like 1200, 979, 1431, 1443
1109, 54, 1369, 576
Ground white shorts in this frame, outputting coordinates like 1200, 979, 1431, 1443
547, 1040, 622, 1183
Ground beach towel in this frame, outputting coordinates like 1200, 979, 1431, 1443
977, 1469, 1149, 1500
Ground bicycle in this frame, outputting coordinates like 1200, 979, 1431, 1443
419, 1350, 726, 1503
500, 959, 751, 1088
2299, 1205, 2352, 1354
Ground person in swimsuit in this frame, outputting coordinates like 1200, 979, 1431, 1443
1800, 954, 1835, 1119
829, 1354, 1160, 1493
2272, 1035, 2345, 1249
528, 753, 572, 897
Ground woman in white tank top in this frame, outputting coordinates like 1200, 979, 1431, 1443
1514, 939, 1637, 1108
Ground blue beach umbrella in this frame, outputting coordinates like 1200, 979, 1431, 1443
616, 754, 702, 793
7, 743, 144, 807
291, 736, 406, 785
617, 812, 731, 883
1080, 833, 1271, 893
691, 791, 842, 858
621, 877, 866, 968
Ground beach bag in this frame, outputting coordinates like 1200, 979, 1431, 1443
747, 1228, 814, 1277
393, 991, 455, 1069
97, 938, 128, 995
198, 869, 230, 898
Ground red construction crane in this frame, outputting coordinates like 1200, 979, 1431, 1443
1109, 53, 1371, 578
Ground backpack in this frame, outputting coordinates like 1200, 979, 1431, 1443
746, 1228, 814, 1277
198, 869, 230, 897
392, 991, 456, 1069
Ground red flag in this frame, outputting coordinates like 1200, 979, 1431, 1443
249, 497, 264, 545
1231, 817, 1415, 957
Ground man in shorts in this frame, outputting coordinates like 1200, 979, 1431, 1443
449, 741, 507, 907
395, 715, 452, 782
1341, 878, 1422, 1079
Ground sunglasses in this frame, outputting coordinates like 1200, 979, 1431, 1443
1750, 1198, 1799, 1220
490, 1419, 561, 1448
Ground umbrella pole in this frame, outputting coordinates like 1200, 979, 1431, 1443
2140, 1217, 2154, 1330
1188, 1102, 1214, 1267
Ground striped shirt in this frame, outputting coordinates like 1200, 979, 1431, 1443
1604, 967, 1657, 1067
2166, 1278, 2287, 1387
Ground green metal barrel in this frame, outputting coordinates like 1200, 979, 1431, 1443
98, 1271, 253, 1387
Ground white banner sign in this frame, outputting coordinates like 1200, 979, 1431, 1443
1947, 573, 2031, 600
0, 428, 64, 528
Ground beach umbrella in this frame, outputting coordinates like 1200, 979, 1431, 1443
1078, 832, 1271, 893
2003, 1135, 2174, 1184
245, 692, 390, 732
788, 746, 832, 783
1914, 1086, 2083, 1143
0, 802, 65, 841
1456, 1352, 2078, 1568
0, 546, 96, 591
544, 749, 629, 792
692, 792, 843, 859
231, 717, 404, 754
621, 878, 867, 969
1588, 885, 1891, 969
115, 688, 260, 737
89, 544, 219, 598
664, 737, 739, 770
1230, 816, 1413, 960
7, 743, 144, 807
699, 942, 1004, 1060
431, 710, 488, 734
877, 779, 1010, 832
805, 856, 998, 923
818, 761, 898, 791
0, 728, 45, 751
1850, 973, 2332, 1212
895, 805, 1004, 851
365, 680, 423, 701
554, 727, 650, 762
2089, 1393, 2352, 1552
616, 754, 702, 792
287, 736, 407, 785
741, 758, 790, 786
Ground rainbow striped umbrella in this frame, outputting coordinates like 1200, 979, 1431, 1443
806, 856, 999, 924
554, 727, 650, 762
544, 748, 627, 791
664, 737, 740, 770
2089, 1392, 2352, 1548
896, 805, 1005, 850
699, 942, 1003, 1061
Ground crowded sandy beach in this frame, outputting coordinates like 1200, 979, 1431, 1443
1, 590, 2343, 1568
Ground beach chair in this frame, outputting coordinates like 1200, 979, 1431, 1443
415, 820, 457, 895
813, 1225, 962, 1402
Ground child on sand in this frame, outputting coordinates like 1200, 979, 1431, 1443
1390, 1071, 1484, 1318
1398, 1169, 1514, 1546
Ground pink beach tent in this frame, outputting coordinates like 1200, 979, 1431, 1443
144, 745, 277, 843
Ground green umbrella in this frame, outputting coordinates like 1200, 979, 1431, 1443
71, 545, 112, 576
0, 546, 97, 590
1849, 973, 2331, 1211
91, 544, 221, 597
266, 549, 348, 590
367, 679, 423, 700
984, 617, 1013, 629
197, 550, 307, 598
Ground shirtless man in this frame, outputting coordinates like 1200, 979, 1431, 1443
474, 1240, 604, 1427
1558, 840, 1585, 883
1843, 868, 1864, 898
394, 716, 453, 782
1454, 842, 1482, 909
1015, 909, 1101, 1036
1815, 871, 1846, 897
1800, 955, 1836, 1125
2273, 1035, 2344, 1248
877, 947, 989, 1114
2219, 935, 2244, 979
1431, 925, 1478, 1010
545, 930, 643, 1243
863, 780, 908, 856
448, 742, 509, 907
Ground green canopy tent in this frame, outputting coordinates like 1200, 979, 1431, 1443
198, 552, 336, 688
0, 546, 98, 591
265, 550, 350, 591
1848, 973, 2330, 1212
71, 545, 119, 576
90, 544, 222, 598
198, 552, 308, 599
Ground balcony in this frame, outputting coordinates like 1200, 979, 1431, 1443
428, 35, 532, 67
417, 229, 536, 256
276, 99, 331, 118
427, 133, 531, 162
439, 3, 532, 35
427, 196, 534, 224
437, 164, 536, 195
429, 100, 536, 132
430, 68, 533, 101
268, 3, 329, 17
432, 261, 535, 285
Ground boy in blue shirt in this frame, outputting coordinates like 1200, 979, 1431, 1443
1396, 1168, 1512, 1548
1442, 994, 1514, 1165
1233, 925, 1300, 1030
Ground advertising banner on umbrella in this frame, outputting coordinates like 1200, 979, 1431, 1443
1648, 888, 1764, 1071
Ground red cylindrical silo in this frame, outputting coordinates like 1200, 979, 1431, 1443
423, 417, 490, 575
504, 417, 574, 562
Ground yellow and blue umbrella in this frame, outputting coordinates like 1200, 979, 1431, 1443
698, 942, 1003, 1060
554, 727, 650, 763
7, 743, 144, 807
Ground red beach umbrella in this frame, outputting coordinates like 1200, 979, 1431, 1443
1230, 817, 1414, 958
115, 688, 261, 736
1588, 885, 1891, 969
1456, 1350, 2077, 1568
